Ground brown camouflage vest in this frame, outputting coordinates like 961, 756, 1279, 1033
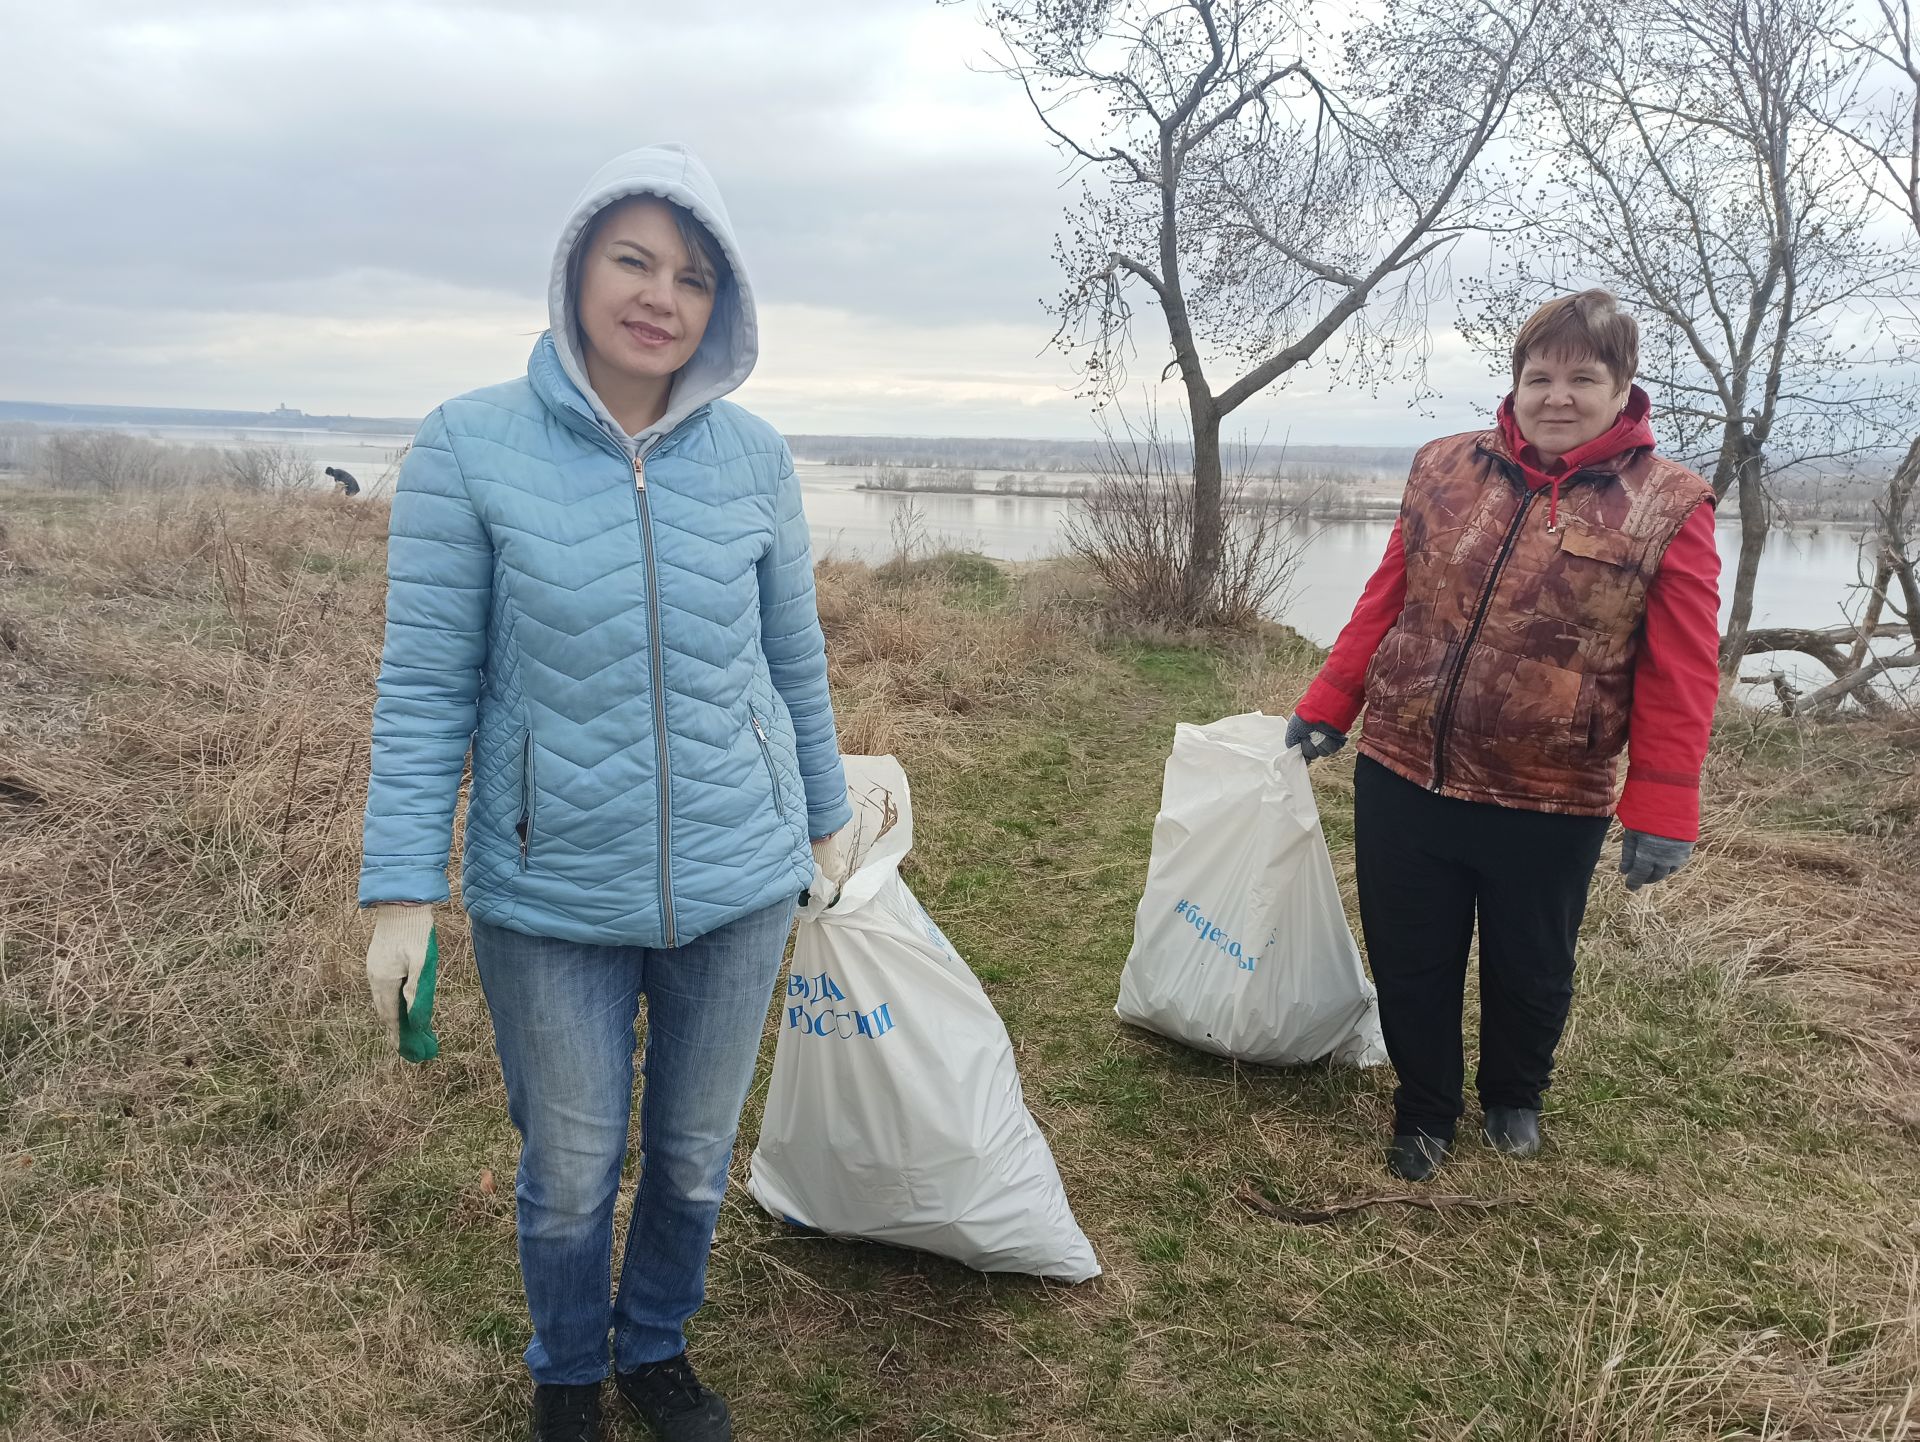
1359, 430, 1714, 816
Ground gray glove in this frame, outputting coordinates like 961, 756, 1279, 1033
1619, 829, 1693, 891
1286, 713, 1347, 762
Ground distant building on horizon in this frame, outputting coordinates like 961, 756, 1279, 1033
271, 402, 304, 419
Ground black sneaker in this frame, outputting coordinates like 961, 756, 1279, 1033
530, 1382, 602, 1442
1386, 1133, 1450, 1182
1483, 1106, 1543, 1158
615, 1353, 731, 1442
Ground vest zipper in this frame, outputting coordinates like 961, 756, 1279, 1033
1430, 483, 1539, 793
750, 711, 787, 817
633, 443, 677, 946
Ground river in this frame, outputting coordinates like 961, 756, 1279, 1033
98, 426, 1897, 697
789, 462, 1876, 647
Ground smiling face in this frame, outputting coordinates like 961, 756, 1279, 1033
573, 196, 718, 401
1512, 347, 1632, 462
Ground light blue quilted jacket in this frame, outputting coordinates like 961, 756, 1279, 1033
357, 144, 851, 947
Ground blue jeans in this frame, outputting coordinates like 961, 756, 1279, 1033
470, 898, 796, 1385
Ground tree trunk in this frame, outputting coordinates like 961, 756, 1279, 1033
1718, 430, 1769, 673
1707, 419, 1744, 501
1845, 552, 1894, 673
1185, 397, 1224, 621
1884, 434, 1920, 648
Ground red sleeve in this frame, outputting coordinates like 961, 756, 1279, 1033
1618, 502, 1722, 842
1297, 517, 1408, 733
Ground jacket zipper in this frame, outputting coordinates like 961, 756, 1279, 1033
633, 443, 677, 946
517, 729, 535, 869
1429, 478, 1538, 793
750, 711, 787, 817
567, 402, 707, 944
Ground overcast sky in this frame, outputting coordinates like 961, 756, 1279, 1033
0, 1, 1512, 442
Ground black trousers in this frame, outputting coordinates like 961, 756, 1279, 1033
1353, 755, 1611, 1141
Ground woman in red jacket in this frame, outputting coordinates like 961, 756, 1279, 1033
1289, 290, 1721, 1181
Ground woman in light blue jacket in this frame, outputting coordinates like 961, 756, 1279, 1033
358, 144, 850, 1442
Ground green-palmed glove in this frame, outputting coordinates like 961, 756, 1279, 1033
364, 904, 440, 1063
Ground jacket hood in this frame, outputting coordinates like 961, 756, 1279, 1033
546, 143, 757, 444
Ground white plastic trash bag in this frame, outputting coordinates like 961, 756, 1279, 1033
1114, 712, 1388, 1068
747, 754, 1101, 1283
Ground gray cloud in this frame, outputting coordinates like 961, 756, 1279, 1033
2, 3, 1061, 315
0, 1, 1503, 438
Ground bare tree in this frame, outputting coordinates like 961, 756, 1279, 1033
1788, 0, 1920, 709
221, 445, 316, 493
966, 0, 1558, 622
1065, 401, 1306, 627
0, 425, 42, 476
26, 432, 321, 496
37, 432, 170, 492
1811, 437, 1920, 707
1463, 0, 1911, 670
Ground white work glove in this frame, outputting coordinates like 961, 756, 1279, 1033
364, 903, 439, 1061
807, 829, 853, 911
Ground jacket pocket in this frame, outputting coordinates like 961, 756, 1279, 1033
516, 729, 535, 869
750, 710, 788, 818
1363, 627, 1444, 728
1555, 519, 1639, 566
1538, 518, 1642, 629
1495, 657, 1583, 739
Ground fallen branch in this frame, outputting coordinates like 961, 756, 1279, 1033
1235, 1180, 1533, 1225
1739, 669, 1803, 714
1741, 622, 1909, 665
1738, 624, 1910, 715
1797, 649, 1920, 713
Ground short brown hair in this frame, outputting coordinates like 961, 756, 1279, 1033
1511, 289, 1638, 387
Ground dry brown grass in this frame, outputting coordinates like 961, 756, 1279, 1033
1215, 653, 1920, 1440
0, 488, 1113, 1439
3, 484, 1918, 1440
1, 488, 488, 1438
814, 556, 1111, 762
1683, 703, 1920, 1129
1519, 1249, 1920, 1440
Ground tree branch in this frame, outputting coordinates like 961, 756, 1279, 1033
1214, 14, 1526, 416
1798, 648, 1920, 711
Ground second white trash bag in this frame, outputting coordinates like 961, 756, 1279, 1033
1115, 712, 1389, 1068
747, 754, 1101, 1284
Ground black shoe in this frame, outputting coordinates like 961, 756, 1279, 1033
1386, 1133, 1450, 1182
1483, 1106, 1542, 1158
616, 1353, 732, 1442
530, 1382, 602, 1442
